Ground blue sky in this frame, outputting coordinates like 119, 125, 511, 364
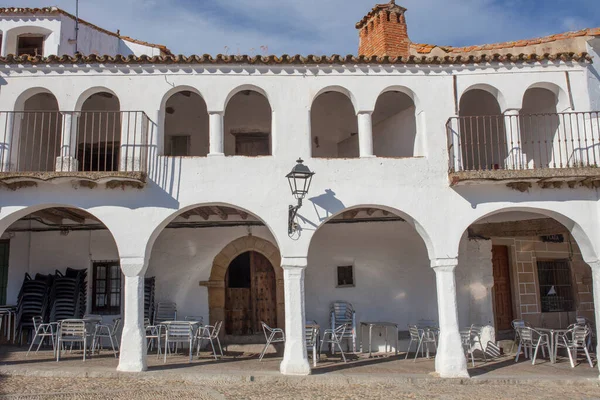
5, 0, 600, 55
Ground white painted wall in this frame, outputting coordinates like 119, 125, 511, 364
59, 16, 119, 56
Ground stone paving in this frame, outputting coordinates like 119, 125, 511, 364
0, 346, 599, 399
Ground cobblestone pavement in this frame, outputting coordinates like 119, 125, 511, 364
0, 375, 599, 399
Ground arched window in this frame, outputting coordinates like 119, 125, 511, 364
373, 91, 417, 157
520, 88, 560, 168
311, 91, 358, 158
164, 91, 209, 157
224, 90, 272, 156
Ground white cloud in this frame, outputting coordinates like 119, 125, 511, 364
2, 0, 599, 55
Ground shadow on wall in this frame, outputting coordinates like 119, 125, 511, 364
307, 189, 346, 223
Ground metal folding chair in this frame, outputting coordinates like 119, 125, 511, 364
195, 321, 223, 360
306, 322, 320, 367
555, 325, 594, 368
92, 318, 121, 357
320, 324, 348, 363
259, 322, 285, 361
515, 327, 550, 365
163, 321, 196, 363
56, 319, 88, 362
26, 316, 58, 356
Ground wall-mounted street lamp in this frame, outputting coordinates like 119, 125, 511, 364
286, 158, 315, 235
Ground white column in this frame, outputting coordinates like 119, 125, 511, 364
208, 111, 224, 156
504, 109, 524, 169
432, 258, 469, 378
357, 111, 374, 158
589, 261, 600, 377
118, 257, 148, 372
280, 257, 310, 375
1, 34, 8, 57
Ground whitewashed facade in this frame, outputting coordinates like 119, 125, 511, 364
0, 3, 599, 379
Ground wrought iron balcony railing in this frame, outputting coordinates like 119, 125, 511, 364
0, 111, 151, 175
446, 111, 600, 173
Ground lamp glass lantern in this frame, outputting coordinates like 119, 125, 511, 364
286, 158, 315, 234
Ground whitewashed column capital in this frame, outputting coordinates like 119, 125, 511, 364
208, 110, 225, 116
430, 258, 458, 271
503, 108, 521, 116
357, 110, 374, 116
120, 257, 148, 277
281, 256, 308, 269
586, 259, 600, 271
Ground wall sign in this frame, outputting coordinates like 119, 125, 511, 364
540, 234, 565, 243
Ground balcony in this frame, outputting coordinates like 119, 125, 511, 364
446, 111, 600, 190
0, 111, 150, 189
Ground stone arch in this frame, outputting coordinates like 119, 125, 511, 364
203, 235, 284, 330
13, 87, 59, 111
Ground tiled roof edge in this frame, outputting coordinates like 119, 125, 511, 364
0, 7, 172, 55
0, 53, 592, 66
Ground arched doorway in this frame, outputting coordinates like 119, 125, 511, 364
225, 251, 277, 335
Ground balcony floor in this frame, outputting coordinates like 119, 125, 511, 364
0, 171, 146, 189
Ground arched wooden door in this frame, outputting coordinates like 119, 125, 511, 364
225, 251, 276, 335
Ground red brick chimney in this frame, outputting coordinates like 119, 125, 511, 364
356, 0, 410, 58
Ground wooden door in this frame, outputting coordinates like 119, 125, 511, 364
492, 245, 513, 330
251, 252, 277, 332
235, 133, 270, 156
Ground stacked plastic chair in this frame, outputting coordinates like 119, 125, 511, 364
330, 301, 357, 353
144, 277, 156, 323
49, 268, 87, 322
16, 273, 53, 344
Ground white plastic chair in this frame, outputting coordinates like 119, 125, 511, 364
56, 319, 88, 362
515, 327, 550, 365
163, 322, 195, 363
259, 322, 285, 361
26, 316, 57, 356
555, 325, 594, 368
195, 321, 223, 360
92, 318, 121, 357
320, 324, 348, 363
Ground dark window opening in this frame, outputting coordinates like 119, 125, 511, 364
0, 240, 9, 305
337, 265, 354, 287
233, 132, 270, 156
169, 135, 191, 156
92, 261, 122, 315
77, 142, 120, 172
17, 35, 44, 56
537, 260, 574, 313
228, 252, 251, 288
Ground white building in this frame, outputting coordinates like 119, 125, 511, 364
0, 1, 599, 379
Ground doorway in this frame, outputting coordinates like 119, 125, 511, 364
492, 245, 514, 330
225, 251, 276, 335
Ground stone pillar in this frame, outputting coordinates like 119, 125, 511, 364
209, 111, 224, 156
280, 257, 310, 375
432, 258, 469, 378
117, 257, 148, 372
357, 111, 374, 158
55, 112, 79, 172
589, 261, 600, 377
504, 109, 524, 169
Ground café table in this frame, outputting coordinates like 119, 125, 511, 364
359, 321, 399, 358
535, 327, 569, 364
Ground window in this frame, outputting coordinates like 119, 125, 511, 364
17, 35, 44, 56
233, 132, 270, 156
0, 240, 9, 305
537, 260, 574, 312
337, 265, 355, 288
92, 261, 122, 315
169, 135, 191, 156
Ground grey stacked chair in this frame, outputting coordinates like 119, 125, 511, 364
515, 327, 550, 365
195, 321, 223, 360
92, 317, 121, 357
576, 316, 596, 352
320, 323, 348, 363
56, 319, 88, 362
16, 273, 53, 344
49, 268, 87, 322
259, 322, 285, 361
329, 301, 356, 353
555, 325, 594, 368
163, 321, 195, 363
144, 277, 156, 323
26, 316, 58, 356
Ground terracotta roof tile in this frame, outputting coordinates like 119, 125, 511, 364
0, 7, 171, 55
411, 28, 599, 55
0, 52, 591, 66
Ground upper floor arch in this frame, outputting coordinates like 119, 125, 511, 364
521, 82, 571, 113
3, 25, 54, 56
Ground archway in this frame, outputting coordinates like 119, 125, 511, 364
520, 87, 560, 168
311, 90, 358, 158
224, 90, 272, 156
458, 88, 506, 170
460, 208, 596, 331
373, 90, 418, 157
163, 89, 209, 156
224, 250, 277, 335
